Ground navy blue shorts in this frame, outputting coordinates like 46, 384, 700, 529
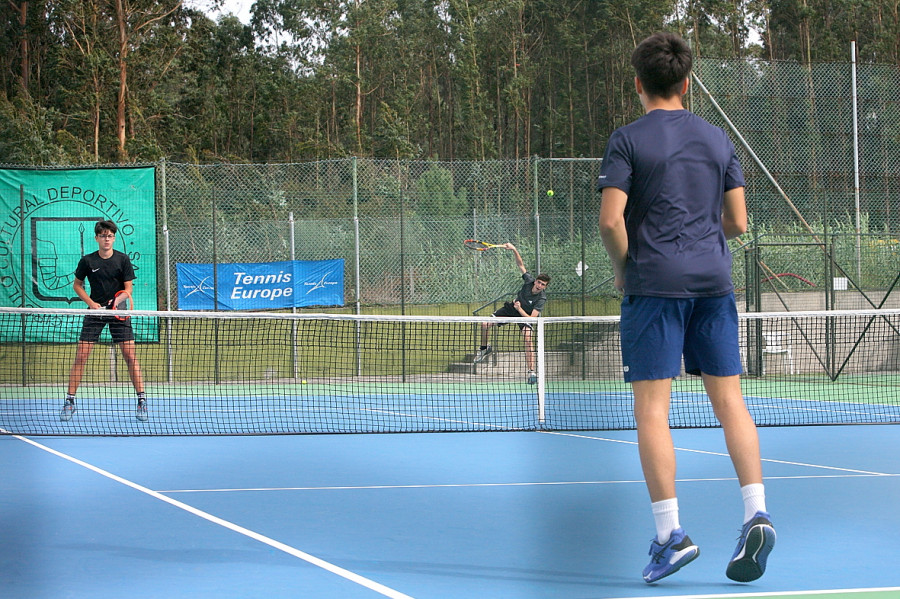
619, 294, 741, 382
79, 314, 135, 343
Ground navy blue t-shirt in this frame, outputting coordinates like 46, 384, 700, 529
598, 109, 745, 297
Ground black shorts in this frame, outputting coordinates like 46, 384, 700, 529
79, 314, 135, 343
492, 302, 533, 330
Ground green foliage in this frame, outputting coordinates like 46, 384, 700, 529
413, 165, 467, 218
0, 94, 88, 165
3, 0, 900, 163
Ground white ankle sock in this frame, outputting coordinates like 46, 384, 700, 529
651, 498, 680, 544
741, 483, 767, 523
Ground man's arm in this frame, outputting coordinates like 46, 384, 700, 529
513, 301, 540, 318
722, 187, 748, 239
599, 187, 629, 293
503, 243, 527, 274
73, 278, 100, 309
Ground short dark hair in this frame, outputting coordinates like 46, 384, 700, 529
536, 273, 551, 284
631, 32, 692, 98
94, 220, 117, 235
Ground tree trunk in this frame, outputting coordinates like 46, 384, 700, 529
13, 1, 29, 91
116, 0, 129, 160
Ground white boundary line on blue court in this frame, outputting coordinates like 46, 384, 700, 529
158, 473, 896, 494
540, 431, 895, 476
605, 587, 900, 598
7, 432, 416, 599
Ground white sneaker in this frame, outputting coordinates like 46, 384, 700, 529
473, 346, 493, 364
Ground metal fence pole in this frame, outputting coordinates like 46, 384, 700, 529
212, 195, 220, 384
533, 157, 541, 275
160, 159, 174, 384
290, 211, 298, 380
850, 41, 862, 281
352, 157, 361, 377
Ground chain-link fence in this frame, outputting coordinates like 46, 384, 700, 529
160, 158, 612, 314
693, 57, 900, 235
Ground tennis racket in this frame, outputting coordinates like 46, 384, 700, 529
110, 290, 132, 320
464, 239, 505, 251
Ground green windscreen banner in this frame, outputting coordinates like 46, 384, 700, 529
0, 167, 158, 342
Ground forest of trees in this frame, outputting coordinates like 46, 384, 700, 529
2, 0, 899, 165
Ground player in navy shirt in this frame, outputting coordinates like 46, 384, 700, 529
598, 33, 774, 584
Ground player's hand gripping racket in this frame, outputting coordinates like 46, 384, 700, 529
464, 239, 505, 251
110, 290, 132, 320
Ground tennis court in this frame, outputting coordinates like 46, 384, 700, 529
2, 425, 899, 598
2, 307, 899, 597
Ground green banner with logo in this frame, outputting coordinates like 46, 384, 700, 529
0, 167, 157, 342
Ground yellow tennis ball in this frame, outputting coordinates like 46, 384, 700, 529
547, 189, 554, 197
301, 379, 307, 384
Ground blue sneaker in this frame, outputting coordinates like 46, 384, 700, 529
726, 511, 776, 582
642, 527, 699, 583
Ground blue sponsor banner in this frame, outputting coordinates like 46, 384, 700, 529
177, 259, 344, 310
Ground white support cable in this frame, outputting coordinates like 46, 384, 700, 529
2, 307, 898, 322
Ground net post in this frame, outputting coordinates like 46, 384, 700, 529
537, 318, 546, 426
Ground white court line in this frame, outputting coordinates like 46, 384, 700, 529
604, 587, 900, 599
540, 430, 895, 476
8, 432, 415, 599
160, 473, 897, 494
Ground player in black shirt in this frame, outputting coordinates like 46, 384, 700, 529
60, 220, 147, 422
473, 243, 550, 384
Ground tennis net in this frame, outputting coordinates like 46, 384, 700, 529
1, 307, 899, 435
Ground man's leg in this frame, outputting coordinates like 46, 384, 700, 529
119, 340, 145, 394
521, 326, 535, 372
634, 377, 699, 583
61, 340, 94, 421
67, 341, 95, 395
474, 321, 496, 363
120, 340, 148, 421
701, 374, 761, 486
702, 373, 775, 582
521, 326, 537, 383
632, 378, 676, 502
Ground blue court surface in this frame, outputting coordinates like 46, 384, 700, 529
2, 424, 899, 598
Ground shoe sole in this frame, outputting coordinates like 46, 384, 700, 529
644, 546, 700, 583
726, 524, 776, 582
60, 408, 75, 422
